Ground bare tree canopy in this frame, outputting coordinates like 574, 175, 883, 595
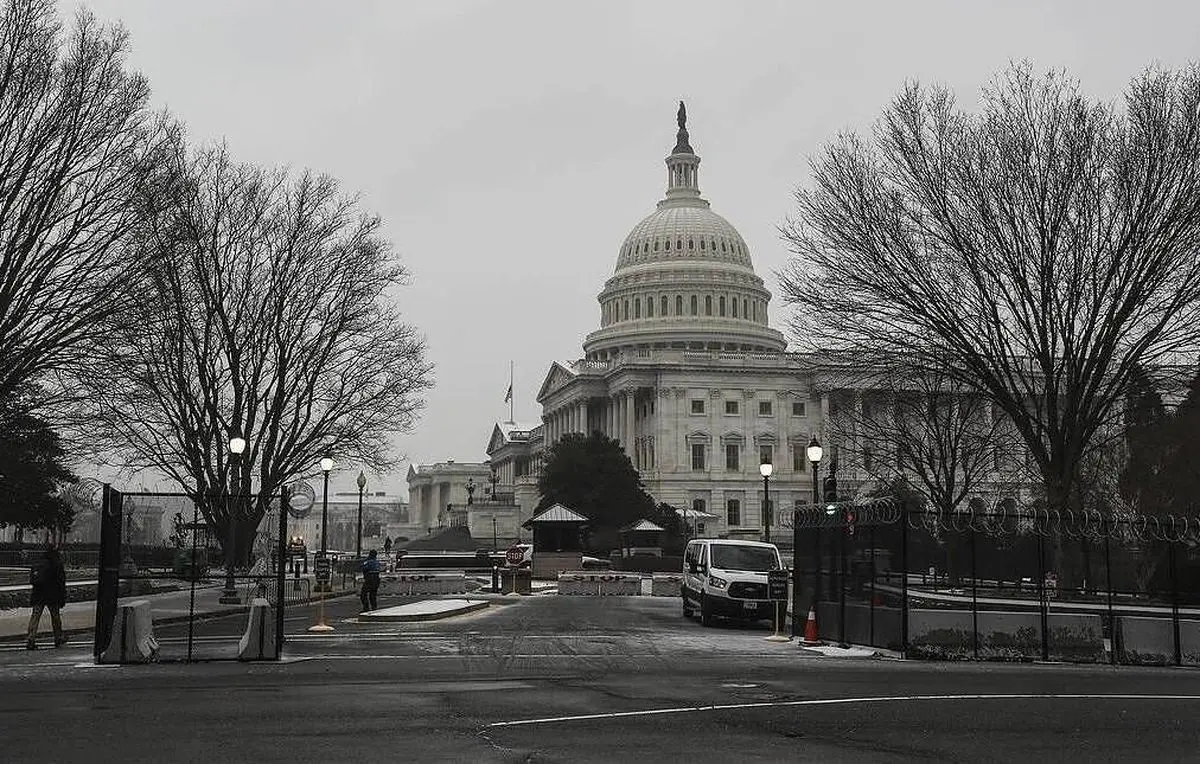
0, 0, 166, 409
83, 144, 433, 560
827, 367, 1023, 515
781, 63, 1200, 511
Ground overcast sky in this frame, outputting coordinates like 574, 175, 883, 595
71, 0, 1198, 498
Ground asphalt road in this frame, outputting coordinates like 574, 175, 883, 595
2, 594, 1199, 762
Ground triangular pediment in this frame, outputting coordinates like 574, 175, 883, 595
486, 423, 508, 455
536, 361, 577, 402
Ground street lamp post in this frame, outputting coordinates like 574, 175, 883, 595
807, 437, 823, 506
219, 433, 247, 604
759, 461, 774, 543
488, 469, 499, 502
492, 516, 497, 551
309, 453, 336, 632
318, 455, 333, 591
356, 471, 367, 561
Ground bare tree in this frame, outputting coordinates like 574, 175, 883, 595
781, 63, 1200, 513
0, 0, 167, 412
83, 145, 434, 562
827, 367, 1023, 516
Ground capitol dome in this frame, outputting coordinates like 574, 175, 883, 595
583, 103, 786, 359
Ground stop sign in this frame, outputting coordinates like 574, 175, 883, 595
505, 546, 524, 567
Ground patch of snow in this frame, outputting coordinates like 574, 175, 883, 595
364, 598, 485, 617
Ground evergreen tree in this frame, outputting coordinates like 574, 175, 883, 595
536, 432, 656, 537
0, 401, 77, 536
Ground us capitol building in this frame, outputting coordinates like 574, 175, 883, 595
483, 103, 832, 540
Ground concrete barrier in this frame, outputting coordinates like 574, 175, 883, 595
651, 574, 683, 597
379, 572, 470, 595
556, 571, 642, 596
99, 599, 159, 664
238, 597, 277, 661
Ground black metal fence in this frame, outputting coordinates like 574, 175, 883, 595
94, 486, 293, 663
791, 501, 1200, 666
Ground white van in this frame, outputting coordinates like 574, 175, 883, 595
682, 539, 784, 626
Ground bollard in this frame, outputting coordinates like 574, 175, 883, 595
492, 566, 500, 594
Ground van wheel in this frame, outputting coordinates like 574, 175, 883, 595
700, 594, 714, 627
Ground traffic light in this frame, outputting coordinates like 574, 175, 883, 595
823, 475, 838, 504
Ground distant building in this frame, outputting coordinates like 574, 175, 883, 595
406, 460, 492, 533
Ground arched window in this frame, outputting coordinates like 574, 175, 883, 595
665, 239, 671, 251
732, 298, 738, 318
721, 241, 727, 252
635, 298, 641, 319
705, 295, 713, 315
752, 301, 757, 321
623, 300, 629, 320
661, 295, 668, 315
677, 239, 683, 250
719, 296, 726, 316
700, 239, 706, 250
654, 240, 659, 251
646, 297, 653, 317
677, 295, 684, 315
689, 239, 694, 250
743, 299, 748, 318
690, 295, 698, 315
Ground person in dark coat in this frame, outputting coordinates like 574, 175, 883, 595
26, 546, 68, 649
360, 549, 381, 612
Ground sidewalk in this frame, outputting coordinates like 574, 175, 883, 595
0, 577, 357, 642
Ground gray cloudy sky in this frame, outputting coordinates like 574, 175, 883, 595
72, 0, 1198, 497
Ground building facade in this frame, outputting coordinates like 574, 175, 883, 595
406, 460, 493, 533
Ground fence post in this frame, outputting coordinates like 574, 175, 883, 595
276, 486, 289, 659
1037, 532, 1049, 662
869, 524, 876, 648
1170, 541, 1181, 667
187, 502, 199, 664
838, 523, 847, 647
814, 526, 822, 638
901, 507, 909, 657
1104, 517, 1116, 665
971, 526, 979, 660
791, 510, 802, 638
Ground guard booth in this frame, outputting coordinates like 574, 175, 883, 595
619, 519, 665, 558
523, 503, 588, 579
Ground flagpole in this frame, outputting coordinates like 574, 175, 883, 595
508, 360, 514, 424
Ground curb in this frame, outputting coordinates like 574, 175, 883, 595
358, 600, 490, 623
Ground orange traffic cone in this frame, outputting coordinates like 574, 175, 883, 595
802, 606, 820, 645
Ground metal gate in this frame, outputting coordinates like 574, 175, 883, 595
93, 484, 292, 663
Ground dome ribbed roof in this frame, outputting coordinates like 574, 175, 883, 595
616, 206, 753, 271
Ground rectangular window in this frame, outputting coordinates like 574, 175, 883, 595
726, 499, 741, 526
759, 445, 773, 466
691, 399, 705, 415
725, 443, 740, 471
791, 400, 806, 417
724, 400, 739, 415
692, 498, 706, 514
792, 447, 806, 473
691, 443, 706, 470
758, 400, 772, 416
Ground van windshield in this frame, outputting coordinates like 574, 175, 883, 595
709, 545, 778, 572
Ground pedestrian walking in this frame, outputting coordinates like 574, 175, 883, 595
360, 549, 381, 612
26, 546, 67, 649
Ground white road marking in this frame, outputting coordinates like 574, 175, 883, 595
291, 653, 799, 661
486, 694, 1200, 728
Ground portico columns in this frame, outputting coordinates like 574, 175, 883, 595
624, 390, 636, 461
